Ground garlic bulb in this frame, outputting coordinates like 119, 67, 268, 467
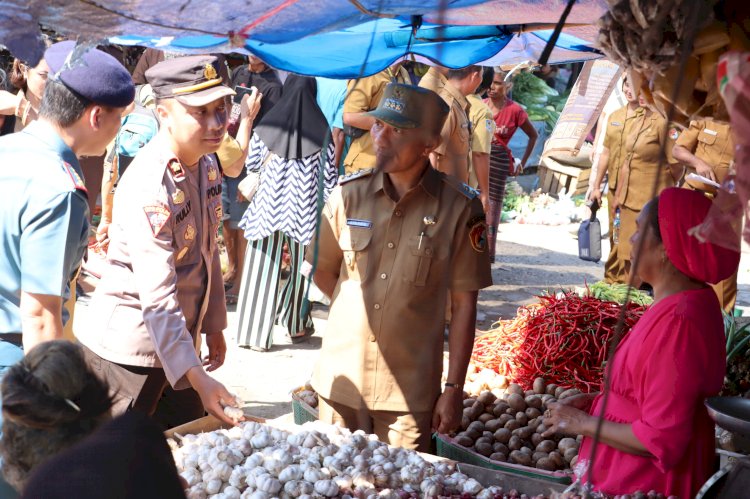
278, 464, 303, 483
255, 474, 282, 494
282, 479, 314, 497
181, 468, 201, 487
462, 477, 483, 495
302, 467, 324, 483
205, 478, 222, 495
241, 491, 269, 499
222, 485, 242, 499
251, 432, 272, 449
186, 483, 207, 499
477, 486, 504, 499
420, 477, 443, 497
224, 405, 244, 423
228, 468, 248, 489
313, 479, 339, 497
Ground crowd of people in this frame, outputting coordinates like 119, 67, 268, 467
0, 36, 742, 499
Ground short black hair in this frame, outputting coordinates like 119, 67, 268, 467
646, 197, 662, 242
39, 79, 91, 127
447, 65, 482, 80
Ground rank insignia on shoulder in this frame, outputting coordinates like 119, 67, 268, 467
208, 167, 218, 182
144, 205, 171, 237
339, 168, 374, 185
62, 162, 88, 194
172, 189, 185, 204
167, 159, 185, 181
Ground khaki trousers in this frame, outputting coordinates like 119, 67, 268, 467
318, 397, 432, 452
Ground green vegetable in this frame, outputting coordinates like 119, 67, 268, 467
587, 281, 653, 306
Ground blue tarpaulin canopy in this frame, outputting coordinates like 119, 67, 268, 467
1, 0, 607, 74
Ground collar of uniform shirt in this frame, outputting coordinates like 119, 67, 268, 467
442, 80, 470, 112
373, 165, 441, 200
23, 120, 80, 168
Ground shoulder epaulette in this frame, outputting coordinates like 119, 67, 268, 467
443, 174, 478, 200
167, 159, 186, 182
339, 168, 374, 185
62, 162, 88, 194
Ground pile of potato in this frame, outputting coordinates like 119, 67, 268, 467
452, 378, 582, 472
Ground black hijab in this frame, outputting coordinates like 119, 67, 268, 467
254, 74, 330, 160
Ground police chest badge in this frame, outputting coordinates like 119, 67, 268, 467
144, 205, 171, 236
467, 215, 487, 253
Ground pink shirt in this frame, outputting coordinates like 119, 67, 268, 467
577, 288, 725, 498
484, 98, 528, 148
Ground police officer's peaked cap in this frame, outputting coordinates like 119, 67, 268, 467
45, 41, 135, 108
145, 55, 235, 107
367, 83, 449, 130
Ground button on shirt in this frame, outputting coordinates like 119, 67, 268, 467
309, 167, 492, 412
0, 121, 89, 335
77, 136, 227, 389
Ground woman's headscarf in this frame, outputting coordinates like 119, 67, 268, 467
658, 188, 740, 284
254, 74, 329, 160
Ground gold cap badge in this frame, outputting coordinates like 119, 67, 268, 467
204, 63, 218, 81
208, 167, 218, 181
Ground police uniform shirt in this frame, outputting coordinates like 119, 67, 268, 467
77, 135, 227, 389
342, 66, 410, 173
0, 121, 89, 334
675, 118, 734, 183
421, 76, 472, 183
308, 167, 492, 413
467, 93, 495, 188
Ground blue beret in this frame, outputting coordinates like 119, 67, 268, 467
44, 41, 135, 108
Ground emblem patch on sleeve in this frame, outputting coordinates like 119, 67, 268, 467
469, 220, 488, 253
144, 205, 171, 236
669, 128, 680, 140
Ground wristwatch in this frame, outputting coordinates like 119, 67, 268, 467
444, 382, 463, 391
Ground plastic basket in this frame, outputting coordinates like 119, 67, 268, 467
290, 387, 319, 425
434, 434, 573, 485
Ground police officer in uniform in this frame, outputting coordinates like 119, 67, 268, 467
342, 63, 410, 174
308, 83, 493, 451
0, 42, 133, 366
77, 56, 240, 425
673, 114, 738, 311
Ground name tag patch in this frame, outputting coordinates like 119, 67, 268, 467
703, 128, 718, 136
347, 219, 372, 229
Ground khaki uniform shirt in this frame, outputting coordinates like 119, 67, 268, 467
602, 106, 640, 190
616, 109, 676, 211
308, 167, 493, 412
675, 118, 734, 183
467, 93, 495, 188
343, 67, 410, 173
78, 136, 227, 389
419, 70, 472, 182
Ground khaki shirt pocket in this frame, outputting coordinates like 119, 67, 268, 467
407, 235, 435, 287
338, 227, 372, 281
697, 129, 718, 146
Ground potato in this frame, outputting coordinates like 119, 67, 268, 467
467, 421, 485, 433
461, 415, 471, 430
498, 414, 514, 426
463, 407, 474, 419
536, 457, 556, 471
484, 419, 503, 433
489, 452, 507, 462
533, 377, 546, 395
463, 398, 477, 408
492, 402, 510, 416
563, 447, 578, 463
525, 390, 536, 397
506, 383, 524, 396
492, 442, 509, 455
548, 450, 564, 468
477, 391, 496, 405
532, 451, 548, 464
509, 450, 532, 466
515, 412, 529, 426
465, 428, 482, 441
475, 442, 493, 456
554, 386, 566, 398
525, 395, 543, 410
506, 393, 526, 412
505, 407, 516, 415
558, 437, 578, 452
558, 388, 581, 400
514, 426, 535, 440
469, 401, 485, 419
535, 440, 556, 453
536, 423, 548, 435
482, 431, 495, 441
526, 407, 542, 420
541, 394, 556, 406
519, 446, 533, 456
545, 383, 558, 396
477, 436, 494, 446
454, 435, 474, 447
493, 428, 511, 444
508, 435, 522, 451
530, 433, 544, 447
504, 419, 521, 431
478, 413, 494, 424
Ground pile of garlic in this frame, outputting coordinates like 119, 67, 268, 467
172, 420, 506, 499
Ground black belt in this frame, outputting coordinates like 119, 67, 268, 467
1, 334, 23, 348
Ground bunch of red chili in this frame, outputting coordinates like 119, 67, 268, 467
472, 292, 647, 393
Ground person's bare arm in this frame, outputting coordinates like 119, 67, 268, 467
672, 144, 716, 182
343, 112, 375, 131
518, 119, 539, 169
332, 127, 345, 170
588, 147, 610, 203
20, 292, 64, 351
96, 152, 117, 251
472, 152, 490, 213
312, 269, 340, 298
433, 290, 478, 433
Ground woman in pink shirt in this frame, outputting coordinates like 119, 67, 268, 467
484, 70, 538, 260
543, 188, 739, 498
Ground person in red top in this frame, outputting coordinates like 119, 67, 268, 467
543, 188, 740, 498
484, 70, 538, 260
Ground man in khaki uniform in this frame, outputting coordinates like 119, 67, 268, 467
77, 56, 239, 425
673, 116, 738, 311
308, 83, 493, 451
419, 65, 482, 184
466, 67, 495, 213
343, 64, 410, 173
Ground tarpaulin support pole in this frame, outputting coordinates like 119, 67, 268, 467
538, 0, 577, 66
